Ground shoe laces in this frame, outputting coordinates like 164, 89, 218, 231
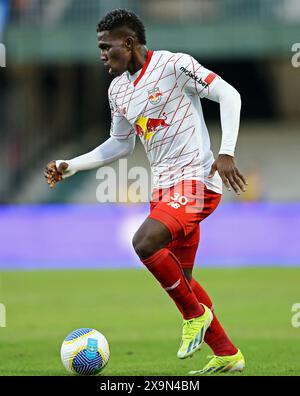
182, 319, 198, 339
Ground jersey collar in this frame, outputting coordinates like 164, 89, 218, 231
133, 50, 153, 87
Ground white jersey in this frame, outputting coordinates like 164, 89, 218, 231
108, 49, 223, 193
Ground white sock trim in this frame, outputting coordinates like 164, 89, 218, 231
165, 279, 181, 291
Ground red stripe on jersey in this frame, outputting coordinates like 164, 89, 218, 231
133, 50, 153, 87
204, 73, 217, 85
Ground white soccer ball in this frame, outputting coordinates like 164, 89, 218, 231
60, 328, 110, 375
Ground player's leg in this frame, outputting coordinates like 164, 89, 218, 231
187, 267, 245, 374
167, 225, 200, 276
165, 228, 199, 315
133, 195, 212, 358
167, 186, 245, 373
171, 233, 245, 373
132, 216, 205, 321
184, 267, 238, 356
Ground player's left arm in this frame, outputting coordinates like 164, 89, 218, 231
175, 54, 247, 194
205, 78, 247, 195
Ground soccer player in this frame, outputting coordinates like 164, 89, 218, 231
44, 9, 247, 374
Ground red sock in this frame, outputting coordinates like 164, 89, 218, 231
190, 278, 237, 356
142, 249, 204, 320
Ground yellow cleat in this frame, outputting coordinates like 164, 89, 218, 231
177, 304, 213, 359
188, 349, 245, 375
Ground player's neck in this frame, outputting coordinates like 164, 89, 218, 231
127, 46, 149, 75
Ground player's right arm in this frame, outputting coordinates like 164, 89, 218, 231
44, 87, 136, 188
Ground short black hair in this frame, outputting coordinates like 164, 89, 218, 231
97, 9, 146, 45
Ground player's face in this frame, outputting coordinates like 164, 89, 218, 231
97, 30, 131, 76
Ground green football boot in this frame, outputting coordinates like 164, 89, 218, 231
188, 349, 245, 375
177, 304, 213, 359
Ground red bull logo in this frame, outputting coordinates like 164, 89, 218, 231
135, 112, 170, 140
148, 87, 162, 105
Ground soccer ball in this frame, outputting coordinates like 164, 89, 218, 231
60, 328, 110, 375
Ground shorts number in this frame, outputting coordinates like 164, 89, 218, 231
167, 193, 188, 209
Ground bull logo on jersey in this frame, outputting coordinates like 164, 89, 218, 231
148, 87, 162, 105
135, 112, 170, 140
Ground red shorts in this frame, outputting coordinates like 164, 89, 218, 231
149, 180, 221, 268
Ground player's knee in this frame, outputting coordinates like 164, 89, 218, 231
132, 232, 140, 253
132, 234, 158, 260
135, 243, 156, 260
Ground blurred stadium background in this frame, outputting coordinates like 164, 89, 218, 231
0, 0, 299, 269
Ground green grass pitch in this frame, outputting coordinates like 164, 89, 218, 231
0, 267, 299, 376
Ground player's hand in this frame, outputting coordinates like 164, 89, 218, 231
208, 154, 247, 195
44, 160, 69, 189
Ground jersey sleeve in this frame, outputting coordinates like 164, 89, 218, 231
109, 92, 136, 140
173, 53, 220, 98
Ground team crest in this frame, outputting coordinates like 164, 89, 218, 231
148, 87, 162, 105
